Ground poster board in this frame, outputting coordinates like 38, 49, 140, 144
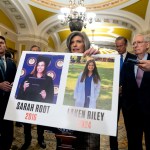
4, 51, 120, 136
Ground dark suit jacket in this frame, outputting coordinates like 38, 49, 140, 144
122, 53, 150, 114
120, 52, 136, 86
0, 57, 16, 119
118, 52, 136, 107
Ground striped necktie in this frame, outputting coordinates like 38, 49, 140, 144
0, 57, 5, 79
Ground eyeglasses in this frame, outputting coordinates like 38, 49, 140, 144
132, 41, 145, 46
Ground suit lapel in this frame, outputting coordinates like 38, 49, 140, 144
139, 54, 150, 88
128, 62, 137, 87
124, 52, 129, 62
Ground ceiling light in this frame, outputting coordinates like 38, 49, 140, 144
58, 0, 96, 32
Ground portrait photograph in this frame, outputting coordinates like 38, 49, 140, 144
63, 55, 115, 110
15, 53, 64, 104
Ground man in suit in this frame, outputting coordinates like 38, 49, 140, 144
122, 34, 150, 150
20, 45, 47, 150
109, 36, 136, 150
0, 36, 17, 150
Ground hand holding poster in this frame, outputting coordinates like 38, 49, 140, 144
4, 51, 120, 136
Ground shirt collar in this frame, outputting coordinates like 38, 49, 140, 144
122, 51, 127, 59
118, 51, 127, 60
0, 55, 5, 61
137, 53, 148, 61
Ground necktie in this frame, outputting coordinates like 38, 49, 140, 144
120, 54, 123, 71
0, 57, 5, 79
136, 67, 144, 88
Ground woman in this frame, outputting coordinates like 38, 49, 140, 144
74, 59, 101, 108
17, 55, 54, 103
67, 31, 90, 53
65, 31, 100, 150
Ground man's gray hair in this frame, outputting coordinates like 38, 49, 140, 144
133, 33, 150, 42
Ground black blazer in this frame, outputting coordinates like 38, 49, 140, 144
0, 58, 16, 119
122, 53, 150, 114
120, 52, 136, 86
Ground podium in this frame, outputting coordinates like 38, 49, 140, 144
55, 134, 77, 150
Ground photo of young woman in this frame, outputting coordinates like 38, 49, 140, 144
74, 59, 101, 108
17, 55, 54, 103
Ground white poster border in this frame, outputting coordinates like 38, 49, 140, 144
4, 51, 120, 136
